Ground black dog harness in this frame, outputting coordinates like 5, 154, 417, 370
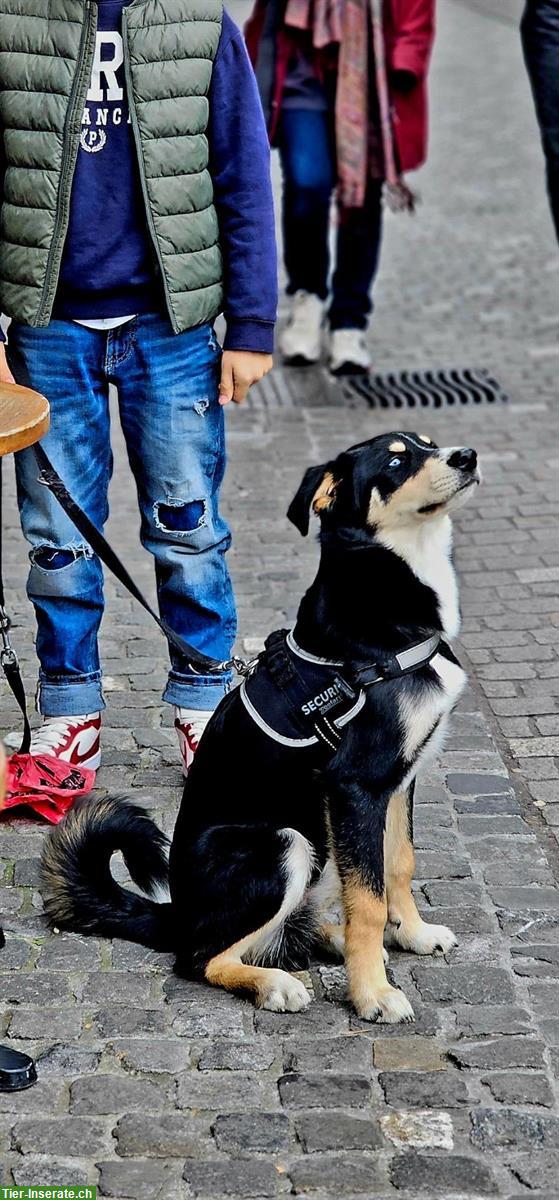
240, 629, 441, 753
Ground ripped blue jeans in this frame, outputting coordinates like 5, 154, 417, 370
7, 315, 236, 715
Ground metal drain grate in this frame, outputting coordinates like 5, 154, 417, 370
344, 367, 509, 409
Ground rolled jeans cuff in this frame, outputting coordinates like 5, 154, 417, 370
163, 669, 232, 711
37, 673, 105, 717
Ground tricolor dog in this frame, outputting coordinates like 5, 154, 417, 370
41, 431, 480, 1024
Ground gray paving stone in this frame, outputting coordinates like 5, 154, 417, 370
11, 1160, 90, 1188
470, 1107, 559, 1150
491, 887, 559, 912
183, 1160, 291, 1196
255, 1001, 350, 1036
452, 1005, 532, 1037
70, 1074, 169, 1115
109, 1038, 194, 1073
447, 1037, 545, 1070
294, 1112, 384, 1152
177, 1071, 271, 1112
389, 1152, 498, 1194
482, 1071, 554, 1106
213, 1112, 291, 1153
80, 972, 154, 1006
36, 935, 102, 971
114, 1112, 212, 1157
12, 1116, 109, 1157
379, 1071, 469, 1109
97, 1159, 183, 1199
199, 1040, 277, 1071
35, 1044, 102, 1077
282, 1037, 372, 1074
8, 1006, 83, 1040
507, 1151, 559, 1192
411, 965, 514, 1005
278, 1073, 371, 1109
93, 1007, 169, 1037
289, 1154, 387, 1193
0, 972, 73, 1005
446, 773, 512, 796
452, 795, 521, 814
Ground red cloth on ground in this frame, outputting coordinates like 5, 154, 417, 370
4, 753, 95, 823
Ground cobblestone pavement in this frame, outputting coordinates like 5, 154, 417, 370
1, 0, 559, 1196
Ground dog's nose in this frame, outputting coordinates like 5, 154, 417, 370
448, 447, 477, 473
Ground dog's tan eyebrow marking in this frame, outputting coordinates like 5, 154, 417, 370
388, 441, 406, 452
418, 434, 432, 444
401, 433, 433, 452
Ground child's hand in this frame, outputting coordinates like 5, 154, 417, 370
219, 351, 273, 405
0, 344, 15, 385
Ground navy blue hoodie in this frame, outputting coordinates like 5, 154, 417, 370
33, 5, 277, 353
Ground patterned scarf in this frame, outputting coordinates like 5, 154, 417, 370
284, 0, 414, 210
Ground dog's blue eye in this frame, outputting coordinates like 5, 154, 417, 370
388, 456, 402, 468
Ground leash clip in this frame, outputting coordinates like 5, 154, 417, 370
0, 607, 16, 664
231, 655, 257, 678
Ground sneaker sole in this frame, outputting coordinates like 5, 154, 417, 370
282, 353, 321, 368
329, 362, 370, 377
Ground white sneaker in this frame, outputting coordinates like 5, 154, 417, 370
279, 291, 324, 365
329, 329, 371, 376
7, 714, 102, 771
174, 708, 213, 778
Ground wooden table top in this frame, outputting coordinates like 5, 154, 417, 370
0, 383, 50, 456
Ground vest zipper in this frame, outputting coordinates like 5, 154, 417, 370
36, 2, 98, 327
122, 12, 180, 334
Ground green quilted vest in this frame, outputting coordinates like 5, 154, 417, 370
0, 0, 224, 332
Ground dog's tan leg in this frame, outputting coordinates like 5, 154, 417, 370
317, 920, 389, 964
317, 921, 346, 958
343, 875, 413, 1023
205, 950, 310, 1012
384, 787, 457, 955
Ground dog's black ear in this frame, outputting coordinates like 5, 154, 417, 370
287, 464, 336, 536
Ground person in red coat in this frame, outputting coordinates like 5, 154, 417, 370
246, 0, 435, 374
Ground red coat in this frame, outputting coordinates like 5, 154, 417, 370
245, 0, 436, 173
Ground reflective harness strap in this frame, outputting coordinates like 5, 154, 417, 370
264, 630, 350, 751
260, 630, 442, 753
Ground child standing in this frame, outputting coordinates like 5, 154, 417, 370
0, 0, 277, 775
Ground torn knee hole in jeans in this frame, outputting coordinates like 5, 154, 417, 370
30, 544, 92, 570
154, 498, 207, 534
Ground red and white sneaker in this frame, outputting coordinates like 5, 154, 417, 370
174, 708, 213, 778
24, 713, 102, 771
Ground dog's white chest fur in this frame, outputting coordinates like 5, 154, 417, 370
378, 514, 466, 781
378, 515, 460, 640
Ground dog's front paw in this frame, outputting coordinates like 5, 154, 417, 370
258, 970, 311, 1013
388, 920, 457, 956
356, 985, 414, 1025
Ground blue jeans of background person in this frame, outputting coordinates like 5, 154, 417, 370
7, 315, 236, 716
522, 0, 559, 244
278, 108, 383, 330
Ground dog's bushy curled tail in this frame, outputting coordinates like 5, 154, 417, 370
40, 795, 174, 951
